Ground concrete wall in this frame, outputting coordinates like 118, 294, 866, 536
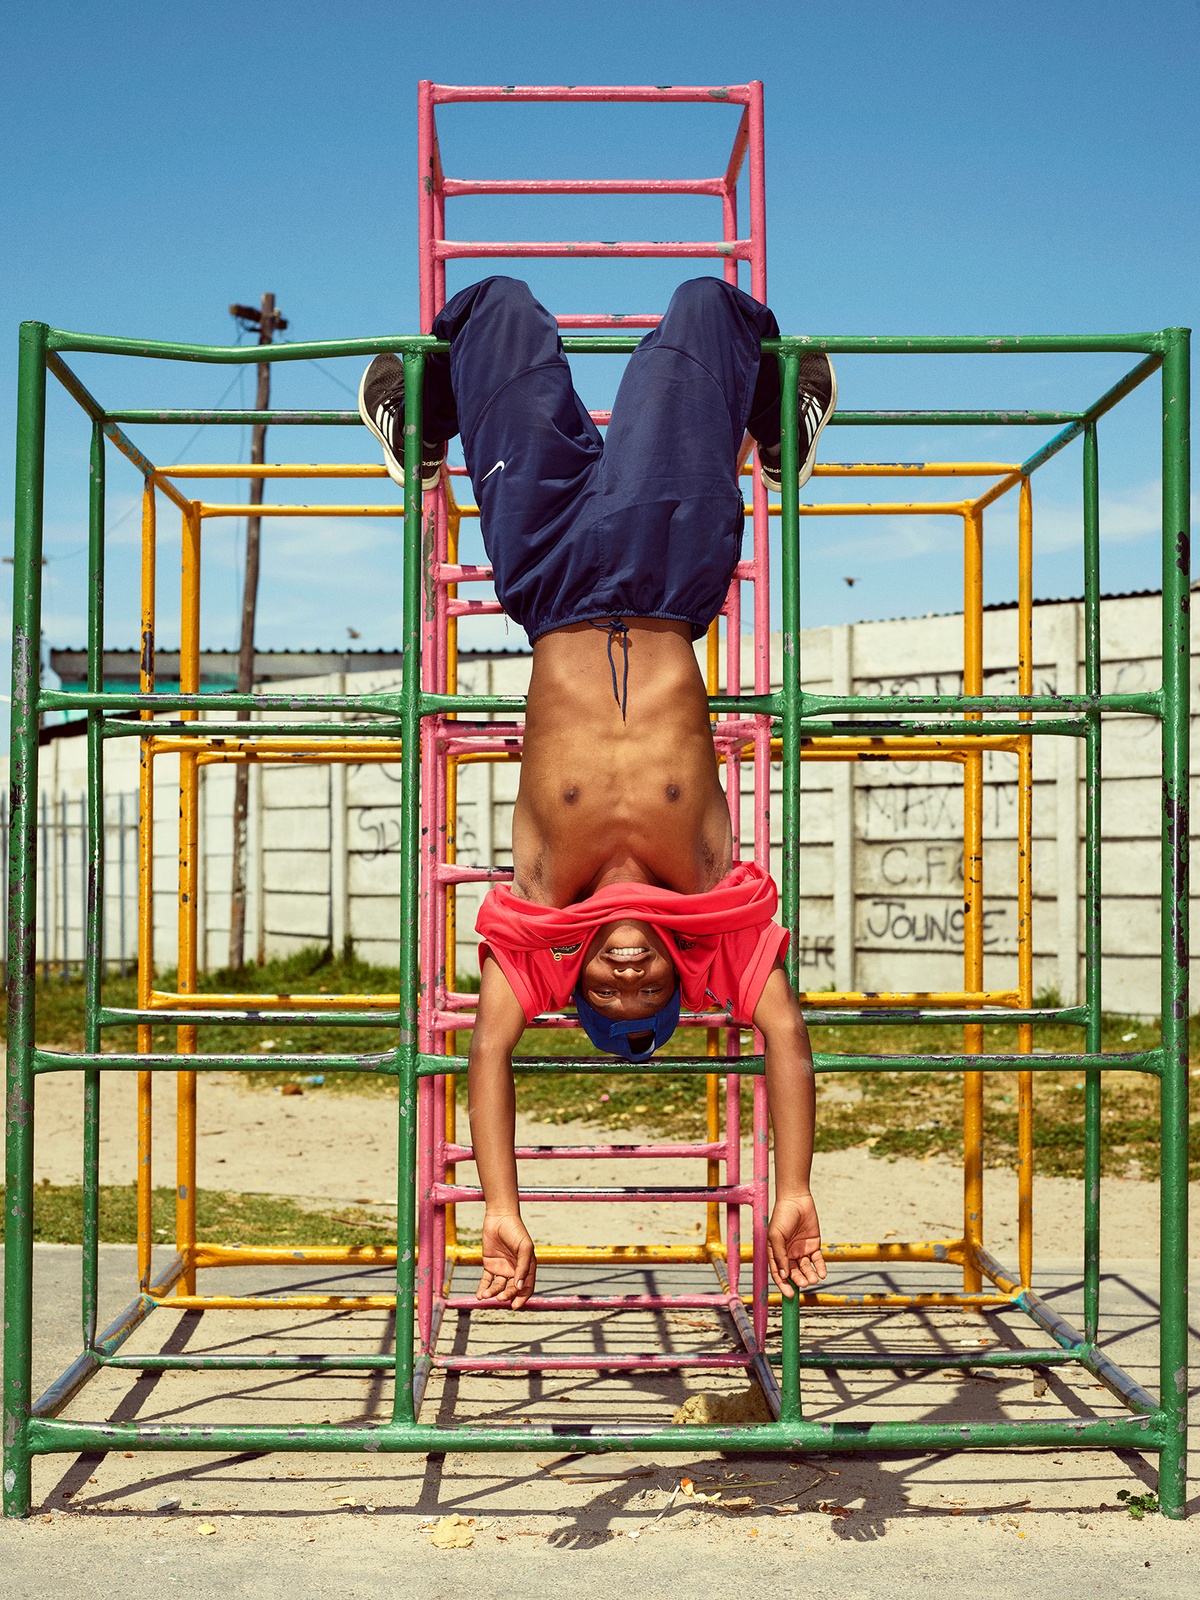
17, 592, 1198, 1014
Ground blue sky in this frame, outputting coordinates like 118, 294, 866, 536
2, 0, 1197, 722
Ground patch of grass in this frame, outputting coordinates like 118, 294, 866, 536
19, 947, 404, 1092
7, 949, 1196, 1181
0, 1183, 394, 1246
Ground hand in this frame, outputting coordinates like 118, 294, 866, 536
767, 1192, 826, 1297
477, 1212, 538, 1310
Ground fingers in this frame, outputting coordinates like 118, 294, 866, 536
769, 1221, 828, 1296
787, 1242, 827, 1288
475, 1266, 511, 1303
767, 1226, 793, 1298
510, 1239, 537, 1311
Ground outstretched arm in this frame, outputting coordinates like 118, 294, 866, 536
467, 956, 538, 1308
752, 961, 826, 1295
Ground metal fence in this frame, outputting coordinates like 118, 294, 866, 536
0, 790, 139, 980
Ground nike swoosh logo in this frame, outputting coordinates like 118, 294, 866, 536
481, 459, 506, 481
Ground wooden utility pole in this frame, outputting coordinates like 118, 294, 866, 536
227, 293, 287, 969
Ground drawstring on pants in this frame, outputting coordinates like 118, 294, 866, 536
589, 616, 630, 721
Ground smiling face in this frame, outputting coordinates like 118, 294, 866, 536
579, 919, 678, 1028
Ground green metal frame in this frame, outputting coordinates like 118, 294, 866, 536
4, 322, 1191, 1517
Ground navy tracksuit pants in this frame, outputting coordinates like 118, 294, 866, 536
423, 276, 782, 642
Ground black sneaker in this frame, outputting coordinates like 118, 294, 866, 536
759, 352, 837, 493
357, 353, 446, 490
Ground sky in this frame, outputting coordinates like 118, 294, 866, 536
2, 0, 1197, 728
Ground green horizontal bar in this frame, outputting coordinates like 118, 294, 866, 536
97, 710, 1095, 742
100, 408, 1094, 430
420, 691, 781, 717
765, 333, 1169, 356
40, 324, 1174, 368
803, 691, 1162, 716
831, 411, 1084, 426
104, 409, 361, 425
26, 1414, 1164, 1457
49, 690, 1163, 723
100, 407, 1095, 431
100, 719, 406, 740
422, 1048, 1161, 1077
110, 1346, 1080, 1376
28, 1044, 1162, 1077
43, 690, 402, 715
768, 1348, 1080, 1371
809, 1050, 1162, 1075
98, 1007, 402, 1029
43, 328, 449, 363
32, 1049, 399, 1075
798, 718, 1090, 738
104, 1353, 397, 1372
803, 1007, 1088, 1027
420, 1053, 765, 1077
432, 1006, 1088, 1030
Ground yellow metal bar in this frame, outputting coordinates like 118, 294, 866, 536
767, 1292, 1015, 1308
160, 464, 390, 479
175, 502, 201, 1294
156, 738, 404, 755
159, 1285, 1012, 1310
784, 741, 1023, 760
780, 737, 1025, 753
198, 503, 406, 519
820, 1238, 967, 1263
962, 507, 986, 1295
742, 462, 1021, 479
1017, 477, 1035, 1287
966, 468, 1025, 514
194, 750, 402, 766
194, 1243, 396, 1268
796, 501, 970, 517
148, 987, 400, 1010
155, 1295, 398, 1311
797, 988, 1020, 1008
449, 1244, 719, 1265
136, 481, 156, 1292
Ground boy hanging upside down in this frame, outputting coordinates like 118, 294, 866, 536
359, 275, 836, 1310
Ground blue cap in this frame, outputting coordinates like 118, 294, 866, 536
573, 984, 681, 1060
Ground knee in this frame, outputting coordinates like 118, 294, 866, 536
473, 275, 537, 306
668, 276, 735, 312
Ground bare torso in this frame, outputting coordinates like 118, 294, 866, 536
510, 619, 733, 906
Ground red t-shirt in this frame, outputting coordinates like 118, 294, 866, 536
475, 861, 789, 1025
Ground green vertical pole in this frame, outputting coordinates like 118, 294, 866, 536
1157, 327, 1190, 1519
4, 322, 48, 1518
392, 350, 425, 1426
81, 420, 105, 1347
1081, 423, 1102, 1341
777, 350, 802, 1422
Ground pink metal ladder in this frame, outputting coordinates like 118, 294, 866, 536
413, 82, 779, 1411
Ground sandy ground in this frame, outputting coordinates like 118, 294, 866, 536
4, 1068, 1198, 1595
28, 1068, 1200, 1259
